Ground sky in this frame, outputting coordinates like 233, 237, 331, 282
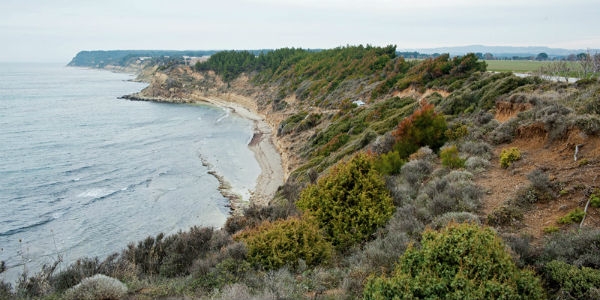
1, 0, 599, 63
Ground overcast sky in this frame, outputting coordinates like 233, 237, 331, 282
1, 0, 599, 63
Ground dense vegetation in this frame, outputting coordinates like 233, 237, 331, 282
5, 45, 600, 299
297, 153, 394, 251
364, 223, 545, 299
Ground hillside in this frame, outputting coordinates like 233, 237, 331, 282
4, 46, 600, 299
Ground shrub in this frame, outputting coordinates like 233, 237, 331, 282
502, 233, 538, 268
430, 211, 480, 229
373, 150, 405, 175
400, 159, 433, 187
590, 189, 600, 208
419, 170, 482, 219
500, 147, 521, 168
297, 153, 394, 250
193, 258, 252, 291
440, 145, 466, 169
261, 268, 303, 299
544, 260, 600, 300
544, 226, 560, 234
51, 257, 102, 292
487, 205, 524, 227
235, 217, 333, 270
527, 169, 552, 192
460, 141, 492, 159
490, 118, 518, 144
574, 115, 600, 135
0, 280, 12, 300
525, 169, 556, 202
122, 226, 223, 277
392, 102, 447, 159
541, 229, 600, 268
558, 208, 586, 225
465, 156, 490, 173
364, 223, 545, 299
159, 226, 215, 277
445, 123, 469, 140
342, 206, 424, 297
64, 274, 127, 300
215, 283, 253, 300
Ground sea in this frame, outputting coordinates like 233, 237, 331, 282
0, 63, 260, 283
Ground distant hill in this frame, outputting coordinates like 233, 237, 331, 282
68, 50, 222, 68
401, 45, 598, 59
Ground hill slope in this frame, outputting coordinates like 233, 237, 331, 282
4, 46, 600, 299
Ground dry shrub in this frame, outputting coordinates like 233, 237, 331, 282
460, 141, 493, 159
214, 283, 254, 300
487, 205, 524, 227
526, 169, 556, 201
490, 118, 519, 144
574, 114, 600, 135
465, 156, 490, 173
534, 104, 572, 141
64, 274, 127, 300
431, 211, 481, 230
401, 159, 433, 187
541, 229, 600, 268
419, 170, 482, 219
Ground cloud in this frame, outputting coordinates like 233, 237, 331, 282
0, 0, 599, 62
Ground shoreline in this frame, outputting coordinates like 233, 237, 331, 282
122, 92, 284, 211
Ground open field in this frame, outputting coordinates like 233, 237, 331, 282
485, 60, 545, 73
485, 60, 582, 75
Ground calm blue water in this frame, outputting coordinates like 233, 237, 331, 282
0, 63, 260, 282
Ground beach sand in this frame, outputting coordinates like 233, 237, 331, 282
193, 94, 284, 208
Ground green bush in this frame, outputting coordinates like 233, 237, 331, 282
544, 260, 600, 299
236, 217, 333, 270
440, 145, 466, 169
590, 190, 600, 208
544, 226, 560, 234
373, 151, 405, 175
500, 147, 522, 168
364, 223, 545, 299
297, 153, 394, 250
445, 123, 469, 140
558, 208, 586, 225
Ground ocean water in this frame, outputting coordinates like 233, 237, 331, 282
0, 63, 260, 282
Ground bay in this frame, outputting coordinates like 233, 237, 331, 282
0, 63, 260, 282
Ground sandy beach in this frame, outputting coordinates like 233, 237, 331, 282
191, 94, 284, 209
